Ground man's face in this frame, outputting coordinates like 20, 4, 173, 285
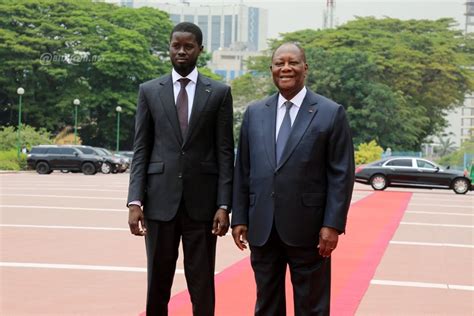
169, 31, 203, 76
270, 45, 308, 99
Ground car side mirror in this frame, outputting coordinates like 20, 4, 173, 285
435, 166, 439, 172
446, 166, 450, 170
75, 152, 79, 156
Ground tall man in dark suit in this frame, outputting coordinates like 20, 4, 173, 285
127, 22, 234, 316
232, 42, 354, 315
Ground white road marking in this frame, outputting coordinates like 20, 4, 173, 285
390, 241, 474, 249
400, 222, 474, 228
0, 193, 123, 200
0, 224, 128, 231
0, 262, 148, 273
408, 203, 473, 209
0, 205, 126, 212
406, 211, 473, 216
371, 280, 474, 291
0, 262, 220, 274
3, 187, 126, 192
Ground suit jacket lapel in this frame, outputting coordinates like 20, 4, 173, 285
158, 75, 183, 144
183, 74, 212, 147
276, 91, 319, 170
263, 94, 278, 170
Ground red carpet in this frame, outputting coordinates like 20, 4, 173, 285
140, 191, 412, 315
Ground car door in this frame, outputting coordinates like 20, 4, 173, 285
383, 158, 417, 184
60, 148, 80, 169
46, 147, 64, 168
415, 159, 450, 187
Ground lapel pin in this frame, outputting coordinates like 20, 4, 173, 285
205, 89, 211, 93
308, 109, 314, 113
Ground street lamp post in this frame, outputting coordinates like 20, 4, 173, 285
16, 87, 25, 159
116, 106, 122, 152
73, 99, 80, 144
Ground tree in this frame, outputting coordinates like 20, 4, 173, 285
239, 18, 473, 150
0, 0, 173, 149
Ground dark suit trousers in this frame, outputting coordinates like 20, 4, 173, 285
144, 202, 217, 316
250, 227, 331, 316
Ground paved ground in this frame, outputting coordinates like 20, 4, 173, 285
0, 172, 472, 315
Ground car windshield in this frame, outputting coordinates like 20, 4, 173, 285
96, 148, 111, 156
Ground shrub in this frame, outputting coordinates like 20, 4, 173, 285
0, 125, 52, 151
0, 150, 27, 171
355, 140, 384, 165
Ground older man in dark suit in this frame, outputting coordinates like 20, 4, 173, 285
127, 22, 234, 316
232, 42, 354, 315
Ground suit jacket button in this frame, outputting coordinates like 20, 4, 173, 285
181, 151, 185, 156
271, 192, 275, 197
178, 173, 182, 179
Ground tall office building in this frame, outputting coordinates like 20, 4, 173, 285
135, 1, 268, 53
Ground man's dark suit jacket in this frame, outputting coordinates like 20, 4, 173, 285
232, 89, 354, 247
128, 73, 234, 221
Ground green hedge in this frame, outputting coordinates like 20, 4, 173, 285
0, 150, 27, 171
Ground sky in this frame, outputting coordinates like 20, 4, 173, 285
161, 0, 468, 39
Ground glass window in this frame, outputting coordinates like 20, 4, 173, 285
198, 15, 208, 47
47, 148, 62, 154
247, 7, 259, 51
211, 15, 221, 51
77, 147, 95, 155
170, 14, 180, 25
184, 15, 194, 23
60, 148, 76, 155
234, 15, 238, 42
30, 147, 48, 154
416, 160, 436, 169
386, 159, 413, 167
224, 15, 232, 48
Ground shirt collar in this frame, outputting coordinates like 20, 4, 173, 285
172, 67, 198, 84
277, 86, 307, 109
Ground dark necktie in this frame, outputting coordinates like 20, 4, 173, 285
176, 78, 191, 138
276, 101, 293, 163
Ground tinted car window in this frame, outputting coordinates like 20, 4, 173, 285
60, 148, 76, 155
417, 160, 436, 169
77, 147, 96, 155
30, 147, 48, 154
47, 148, 62, 154
386, 159, 413, 167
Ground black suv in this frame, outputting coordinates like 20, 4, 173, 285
27, 145, 103, 175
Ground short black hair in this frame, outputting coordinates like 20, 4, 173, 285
272, 42, 306, 63
170, 22, 203, 47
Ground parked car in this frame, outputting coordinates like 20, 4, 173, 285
94, 147, 129, 173
73, 146, 126, 174
355, 157, 472, 194
27, 145, 103, 175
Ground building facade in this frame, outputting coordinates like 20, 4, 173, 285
135, 1, 268, 53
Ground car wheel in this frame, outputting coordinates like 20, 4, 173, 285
452, 178, 469, 194
81, 162, 97, 175
36, 162, 51, 175
370, 174, 387, 190
101, 162, 112, 174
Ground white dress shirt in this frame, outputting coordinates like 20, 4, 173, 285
172, 67, 198, 122
275, 86, 307, 140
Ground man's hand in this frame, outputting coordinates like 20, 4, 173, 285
232, 225, 248, 250
317, 227, 339, 257
128, 205, 147, 236
212, 208, 229, 236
